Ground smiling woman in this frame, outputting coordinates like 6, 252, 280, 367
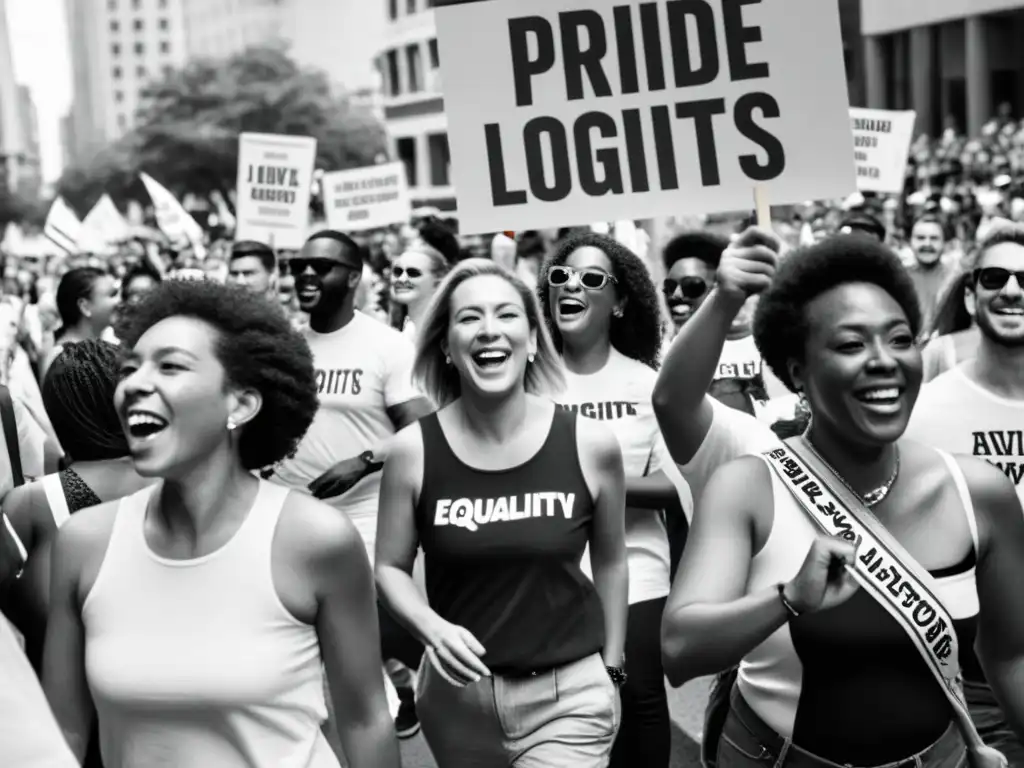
41, 281, 401, 768
375, 258, 630, 767
661, 236, 1024, 768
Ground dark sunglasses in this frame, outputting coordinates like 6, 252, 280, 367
973, 267, 1024, 291
288, 258, 358, 277
663, 276, 709, 300
547, 265, 617, 291
392, 266, 424, 280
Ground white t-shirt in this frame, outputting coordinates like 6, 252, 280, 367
556, 349, 689, 604
714, 336, 763, 383
905, 365, 1024, 506
273, 312, 419, 559
678, 396, 781, 507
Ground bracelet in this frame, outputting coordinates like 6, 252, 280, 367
777, 583, 801, 618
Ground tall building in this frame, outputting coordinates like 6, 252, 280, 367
64, 0, 189, 167
0, 0, 25, 192
180, 0, 282, 61
377, 0, 451, 210
861, 0, 1024, 137
16, 86, 40, 200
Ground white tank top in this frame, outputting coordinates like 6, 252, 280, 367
82, 480, 339, 768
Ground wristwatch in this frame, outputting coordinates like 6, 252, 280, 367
606, 665, 628, 687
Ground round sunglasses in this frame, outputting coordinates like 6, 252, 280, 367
547, 265, 617, 291
663, 276, 710, 300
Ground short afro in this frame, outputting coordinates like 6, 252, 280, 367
753, 235, 922, 393
115, 279, 319, 470
661, 231, 729, 271
540, 232, 664, 370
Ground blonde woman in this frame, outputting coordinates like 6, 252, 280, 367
376, 259, 628, 767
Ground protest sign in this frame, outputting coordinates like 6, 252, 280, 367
235, 133, 317, 249
322, 162, 412, 231
435, 0, 856, 234
849, 108, 916, 194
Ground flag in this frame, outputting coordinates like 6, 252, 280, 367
78, 194, 132, 253
42, 196, 82, 253
140, 173, 207, 259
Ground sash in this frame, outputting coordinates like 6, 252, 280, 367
762, 439, 990, 758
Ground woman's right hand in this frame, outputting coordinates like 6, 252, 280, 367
423, 618, 491, 687
784, 536, 860, 615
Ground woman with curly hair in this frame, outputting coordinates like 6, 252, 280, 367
376, 259, 628, 767
42, 281, 400, 768
660, 235, 1024, 768
538, 232, 687, 768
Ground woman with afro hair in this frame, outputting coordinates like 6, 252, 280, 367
539, 232, 689, 768
661, 235, 1024, 768
43, 280, 400, 768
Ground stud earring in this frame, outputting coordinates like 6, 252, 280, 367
613, 308, 624, 318
528, 352, 536, 364
445, 355, 451, 365
227, 420, 237, 432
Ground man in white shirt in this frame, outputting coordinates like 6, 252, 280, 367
905, 222, 1024, 763
271, 230, 434, 740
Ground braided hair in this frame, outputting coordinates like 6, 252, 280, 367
41, 340, 129, 463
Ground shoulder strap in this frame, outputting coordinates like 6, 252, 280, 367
762, 440, 985, 756
0, 386, 23, 488
41, 474, 71, 529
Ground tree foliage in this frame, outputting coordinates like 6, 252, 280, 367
57, 44, 388, 213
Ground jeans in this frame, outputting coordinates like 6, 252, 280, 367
718, 686, 967, 768
417, 652, 620, 767
610, 597, 670, 768
965, 678, 1024, 767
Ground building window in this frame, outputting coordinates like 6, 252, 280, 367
388, 0, 397, 20
110, 20, 119, 32
112, 43, 121, 56
386, 50, 400, 97
396, 138, 417, 187
108, 0, 116, 9
132, 0, 140, 8
163, 64, 173, 78
426, 0, 435, 6
134, 42, 144, 54
428, 38, 438, 69
406, 44, 422, 93
118, 114, 127, 129
136, 65, 147, 78
428, 133, 449, 186
159, 18, 168, 31
406, 0, 416, 13
134, 19, 143, 31
159, 0, 166, 6
113, 66, 123, 78
160, 41, 170, 54
115, 90, 124, 103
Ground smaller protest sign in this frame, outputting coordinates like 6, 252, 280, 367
849, 109, 916, 194
322, 162, 412, 231
235, 133, 318, 249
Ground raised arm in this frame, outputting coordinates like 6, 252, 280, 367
653, 228, 781, 465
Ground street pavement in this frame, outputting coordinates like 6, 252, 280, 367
333, 676, 714, 767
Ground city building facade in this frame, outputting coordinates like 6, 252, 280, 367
377, 0, 452, 211
861, 0, 1024, 137
17, 85, 40, 199
0, 0, 28, 192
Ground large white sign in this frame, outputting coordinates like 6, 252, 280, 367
322, 162, 412, 232
436, 0, 856, 234
235, 133, 317, 249
849, 108, 916, 195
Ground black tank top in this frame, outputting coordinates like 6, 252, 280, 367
416, 408, 606, 676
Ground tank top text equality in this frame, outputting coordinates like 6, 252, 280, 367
416, 409, 606, 676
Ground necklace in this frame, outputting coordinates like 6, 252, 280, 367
801, 433, 901, 508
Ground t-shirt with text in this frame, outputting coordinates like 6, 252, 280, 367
273, 312, 419, 559
905, 365, 1024, 506
556, 348, 689, 605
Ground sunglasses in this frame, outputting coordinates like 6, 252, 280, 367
288, 258, 358, 278
973, 267, 1024, 291
392, 266, 424, 280
663, 276, 710, 300
547, 265, 617, 291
